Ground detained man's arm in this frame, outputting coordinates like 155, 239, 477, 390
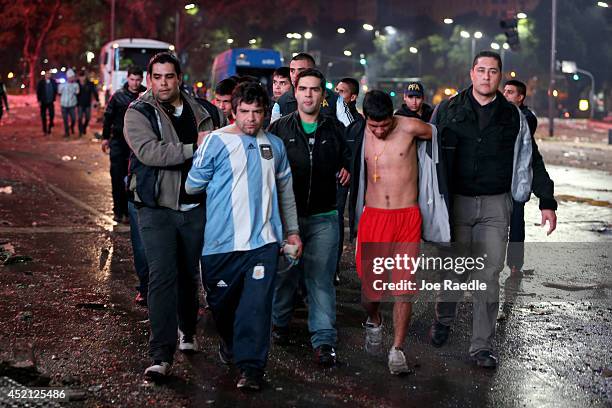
400, 116, 433, 140
185, 134, 217, 195
275, 146, 303, 258
336, 97, 354, 127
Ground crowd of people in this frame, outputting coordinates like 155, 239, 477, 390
92, 49, 558, 391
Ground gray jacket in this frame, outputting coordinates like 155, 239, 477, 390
124, 89, 215, 210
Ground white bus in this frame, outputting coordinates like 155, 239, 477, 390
99, 38, 174, 105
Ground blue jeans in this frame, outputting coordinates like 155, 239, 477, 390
273, 213, 339, 348
128, 201, 149, 297
137, 206, 204, 363
61, 106, 76, 136
336, 183, 350, 273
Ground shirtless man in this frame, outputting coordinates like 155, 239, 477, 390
349, 90, 432, 375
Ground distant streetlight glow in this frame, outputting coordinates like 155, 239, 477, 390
597, 2, 608, 7
460, 31, 470, 38
343, 50, 352, 56
184, 3, 195, 10
474, 31, 483, 39
293, 33, 302, 39
7, 72, 14, 79
384, 26, 397, 35
510, 71, 517, 78
337, 27, 346, 34
304, 32, 313, 39
502, 42, 510, 50
249, 39, 257, 45
40, 70, 46, 76
578, 99, 589, 111
86, 51, 95, 63
517, 12, 527, 19
286, 33, 293, 38
363, 23, 374, 31
552, 89, 559, 97
409, 47, 418, 54
490, 42, 500, 50
226, 38, 234, 44
443, 18, 454, 24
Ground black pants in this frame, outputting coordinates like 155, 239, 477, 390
506, 200, 525, 270
109, 138, 130, 218
138, 205, 204, 363
40, 102, 55, 133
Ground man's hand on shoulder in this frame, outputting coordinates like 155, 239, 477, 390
541, 209, 557, 235
197, 130, 211, 147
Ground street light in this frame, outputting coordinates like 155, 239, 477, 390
444, 18, 454, 24
502, 42, 510, 50
490, 42, 501, 50
409, 47, 422, 77
304, 32, 312, 39
343, 50, 352, 56
460, 30, 471, 38
226, 38, 234, 44
184, 3, 195, 10
337, 27, 346, 34
460, 30, 484, 60
597, 1, 608, 7
363, 23, 374, 31
517, 12, 527, 19
474, 31, 483, 39
409, 47, 418, 54
249, 39, 257, 45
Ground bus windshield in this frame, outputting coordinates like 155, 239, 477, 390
117, 47, 168, 70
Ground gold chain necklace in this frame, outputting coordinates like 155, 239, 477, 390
370, 133, 387, 183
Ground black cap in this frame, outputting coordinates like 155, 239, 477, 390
404, 82, 424, 97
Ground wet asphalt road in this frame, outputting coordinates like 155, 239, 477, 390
0, 108, 610, 407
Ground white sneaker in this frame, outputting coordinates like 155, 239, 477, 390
363, 314, 383, 355
144, 361, 171, 381
388, 347, 411, 375
178, 329, 198, 353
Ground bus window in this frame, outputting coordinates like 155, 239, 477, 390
118, 48, 166, 70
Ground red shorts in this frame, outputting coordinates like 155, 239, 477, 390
356, 206, 422, 301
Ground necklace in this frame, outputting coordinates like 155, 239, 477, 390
370, 133, 387, 183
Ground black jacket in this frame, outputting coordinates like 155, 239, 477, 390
268, 111, 351, 217
102, 83, 146, 140
77, 80, 99, 107
36, 79, 58, 104
395, 102, 433, 122
433, 87, 556, 210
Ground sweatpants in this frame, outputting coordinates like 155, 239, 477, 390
202, 243, 279, 373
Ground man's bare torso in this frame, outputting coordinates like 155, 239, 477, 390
364, 117, 431, 209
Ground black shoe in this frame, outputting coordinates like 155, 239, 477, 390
472, 350, 498, 369
218, 341, 233, 365
430, 321, 450, 348
236, 369, 263, 391
314, 344, 337, 367
272, 326, 289, 346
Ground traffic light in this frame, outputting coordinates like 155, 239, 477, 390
500, 18, 520, 51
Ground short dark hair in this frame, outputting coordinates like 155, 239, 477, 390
215, 77, 238, 96
273, 67, 290, 80
231, 82, 270, 113
291, 52, 316, 66
295, 68, 325, 89
504, 79, 527, 97
127, 65, 144, 77
472, 50, 502, 71
363, 90, 394, 121
339, 77, 360, 96
147, 52, 181, 77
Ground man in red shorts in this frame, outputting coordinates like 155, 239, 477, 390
349, 90, 432, 374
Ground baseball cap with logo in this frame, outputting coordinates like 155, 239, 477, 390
404, 82, 424, 97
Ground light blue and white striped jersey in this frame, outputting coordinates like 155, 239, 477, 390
186, 128, 293, 255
